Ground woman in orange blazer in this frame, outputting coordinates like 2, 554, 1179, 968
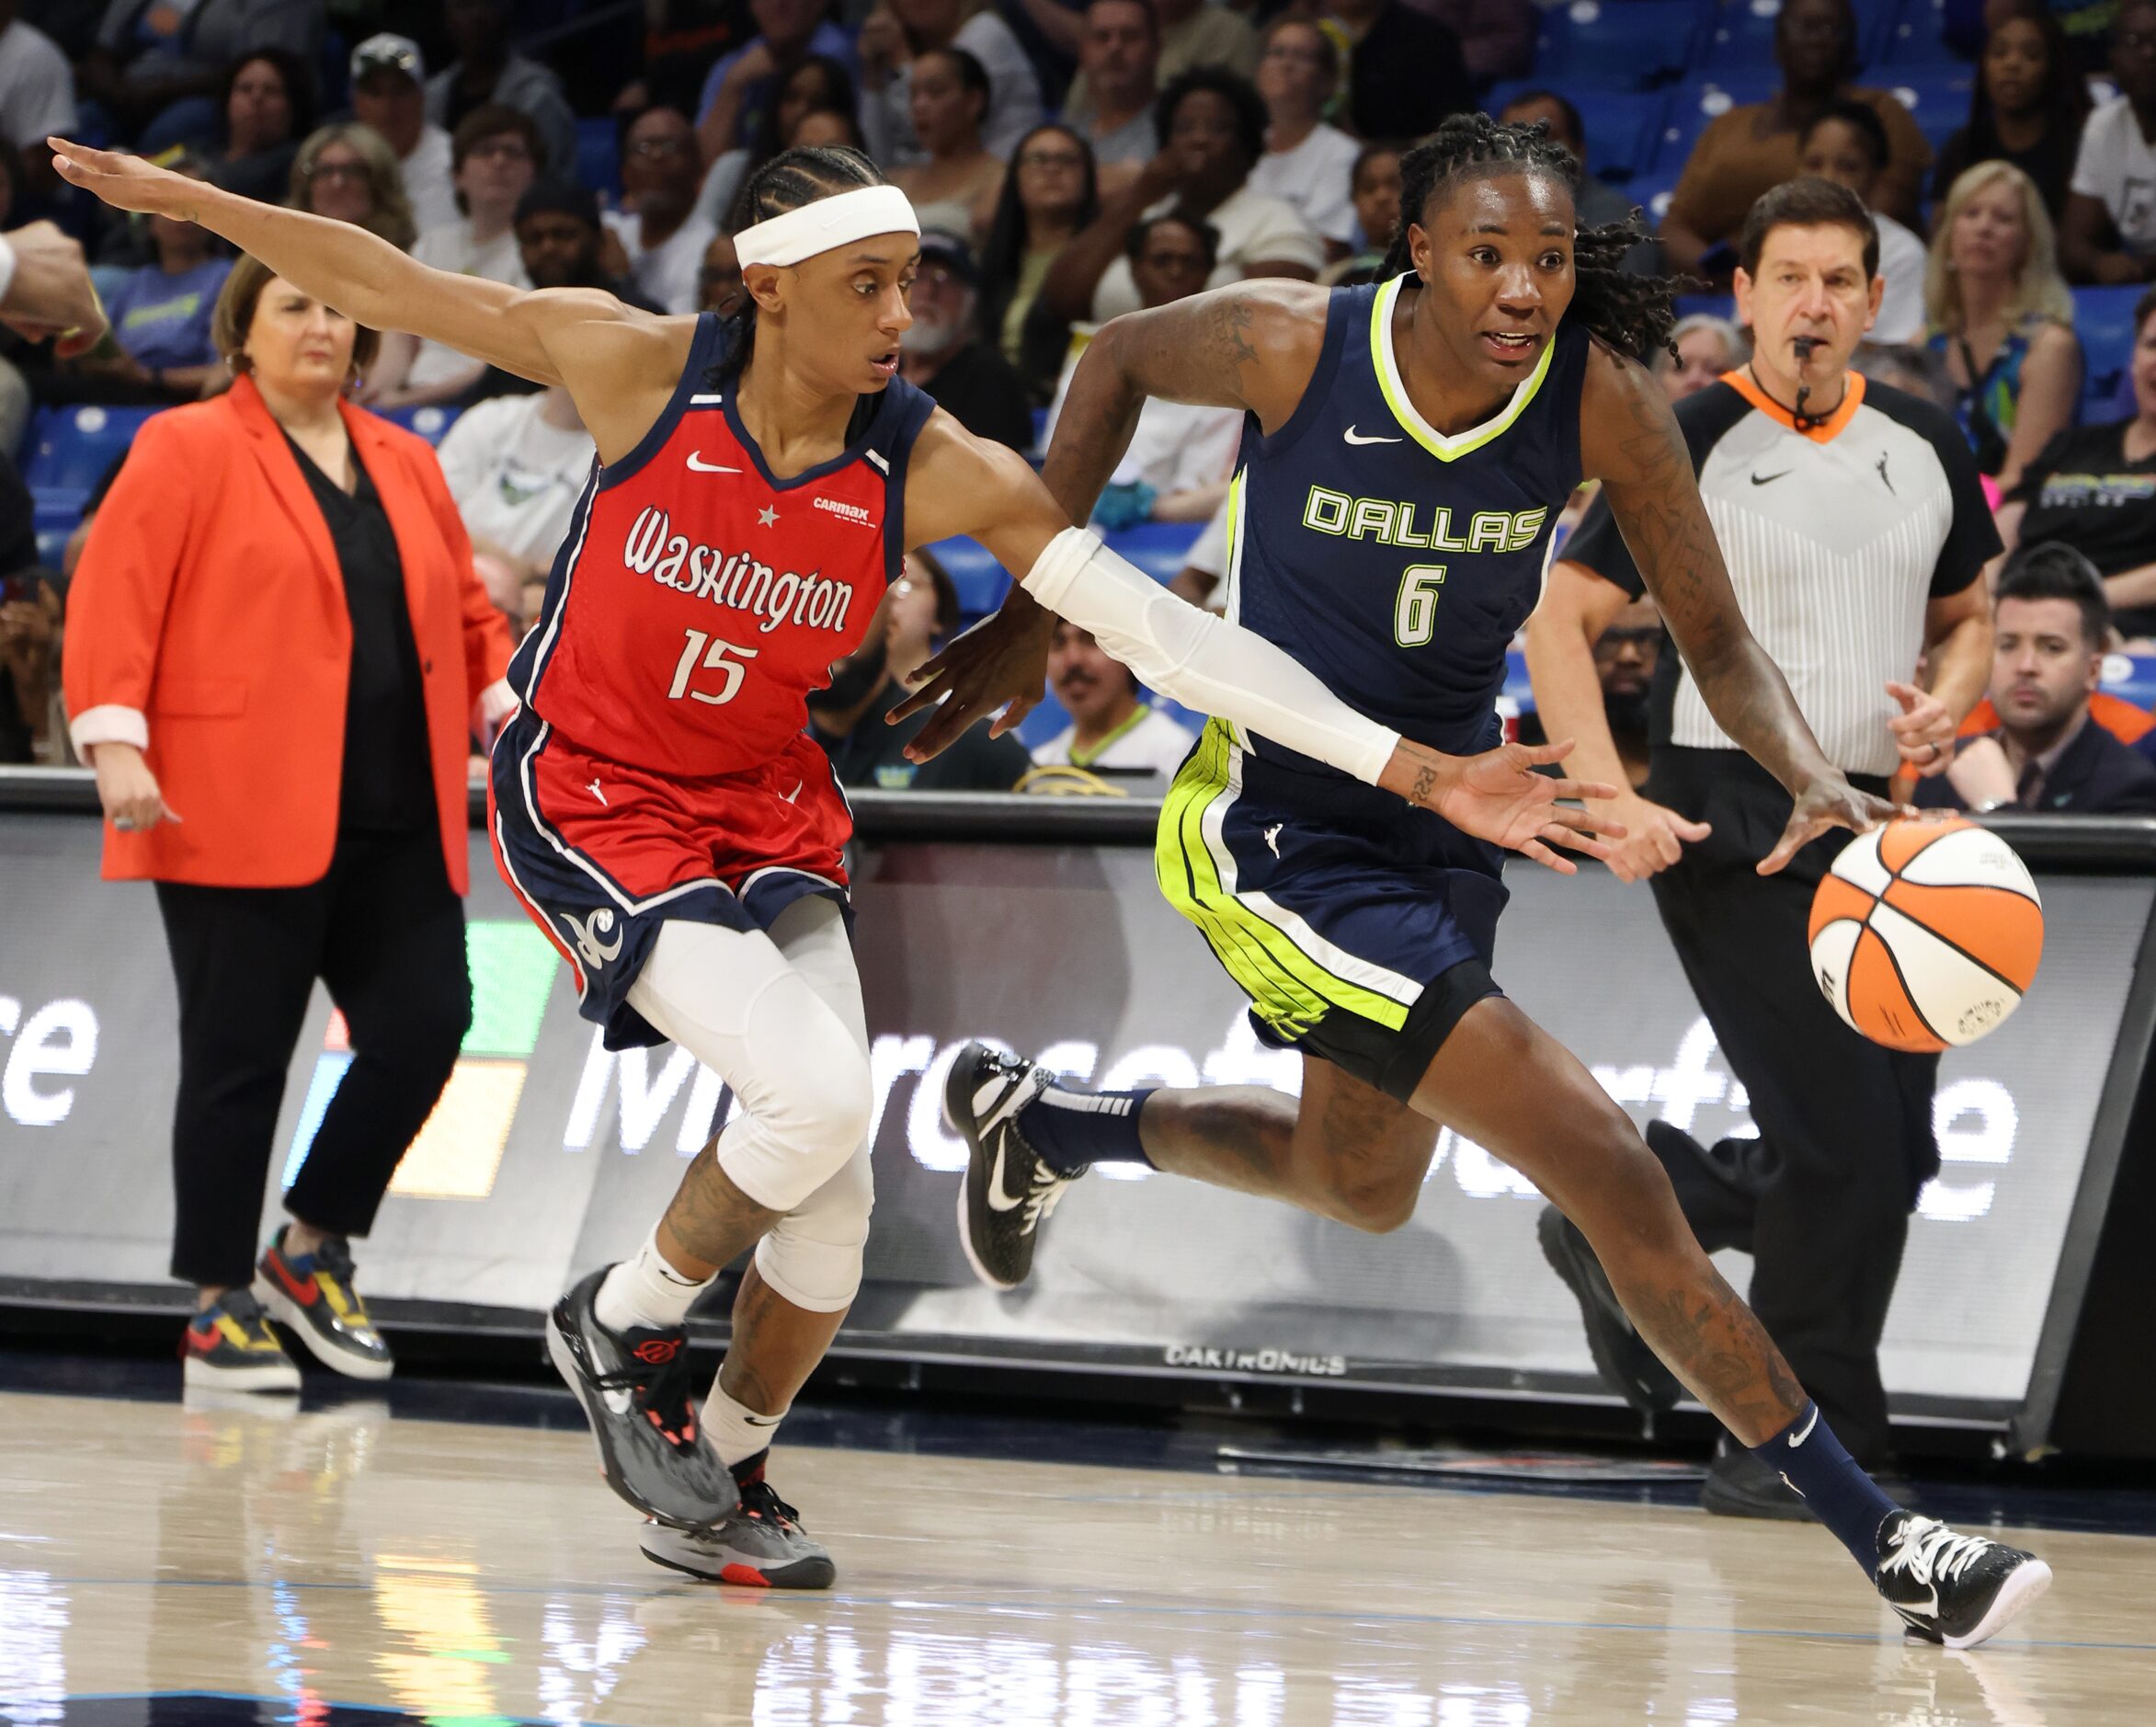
63, 256, 516, 1394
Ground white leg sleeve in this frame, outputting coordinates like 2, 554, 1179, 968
624, 903, 872, 1218
1021, 527, 1401, 784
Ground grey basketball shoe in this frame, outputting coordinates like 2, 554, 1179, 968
945, 1042, 1076, 1290
545, 1266, 738, 1531
639, 1459, 834, 1589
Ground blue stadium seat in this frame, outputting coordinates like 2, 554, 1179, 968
1532, 1, 1713, 92
924, 536, 1010, 618
1879, 0, 1970, 68
380, 404, 462, 444
2073, 284, 2144, 421
1700, 0, 1899, 74
576, 116, 621, 200
1106, 520, 1203, 583
1488, 83, 1671, 183
20, 404, 160, 520
1884, 70, 1975, 153
2105, 655, 2156, 712
1651, 77, 1775, 178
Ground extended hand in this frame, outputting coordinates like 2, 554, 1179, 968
1381, 738, 1624, 875
888, 602, 1055, 761
48, 139, 205, 221
1887, 679, 1956, 778
0, 219, 106, 358
1759, 772, 1901, 875
1604, 791, 1712, 885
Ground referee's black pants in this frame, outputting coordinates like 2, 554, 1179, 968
1644, 748, 1940, 1466
154, 827, 471, 1290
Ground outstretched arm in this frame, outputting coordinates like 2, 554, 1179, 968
896, 415, 1621, 872
1580, 344, 1895, 872
49, 139, 688, 461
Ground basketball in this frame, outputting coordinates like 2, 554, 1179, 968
1808, 819, 2045, 1053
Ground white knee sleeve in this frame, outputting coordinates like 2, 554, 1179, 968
755, 1138, 873, 1311
624, 909, 873, 1215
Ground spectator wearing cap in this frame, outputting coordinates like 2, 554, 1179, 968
694, 0, 857, 171
1047, 212, 1241, 526
0, 0, 76, 193
83, 0, 322, 153
58, 149, 230, 406
1249, 18, 1360, 257
351, 33, 457, 234
858, 0, 1045, 166
898, 230, 1033, 452
1328, 0, 1472, 145
1032, 620, 1197, 781
1497, 91, 1658, 279
808, 552, 1032, 790
607, 105, 716, 316
1799, 101, 1926, 345
366, 106, 539, 410
1918, 544, 2156, 814
1044, 67, 1323, 326
428, 0, 577, 178
207, 47, 311, 208
890, 47, 1002, 243
1060, 0, 1163, 183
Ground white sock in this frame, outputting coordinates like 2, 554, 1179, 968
593, 1227, 713, 1333
702, 1377, 786, 1469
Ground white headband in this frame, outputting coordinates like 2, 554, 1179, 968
735, 185, 921, 268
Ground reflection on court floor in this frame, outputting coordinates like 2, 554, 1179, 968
2, 1384, 2150, 1726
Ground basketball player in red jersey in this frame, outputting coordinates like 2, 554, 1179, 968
54, 137, 1622, 1586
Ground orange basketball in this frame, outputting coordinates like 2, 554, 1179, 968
1807, 819, 2044, 1053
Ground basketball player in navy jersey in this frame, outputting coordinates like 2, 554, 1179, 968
52, 135, 1619, 1587
908, 116, 2051, 1648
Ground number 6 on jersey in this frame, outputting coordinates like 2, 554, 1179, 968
1395, 566, 1446, 646
667, 628, 759, 705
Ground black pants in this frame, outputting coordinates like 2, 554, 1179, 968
154, 827, 471, 1288
1645, 749, 1940, 1465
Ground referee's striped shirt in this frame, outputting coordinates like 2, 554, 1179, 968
1565, 372, 2000, 778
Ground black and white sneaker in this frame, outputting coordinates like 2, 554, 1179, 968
1875, 1511, 2052, 1649
639, 1462, 834, 1589
544, 1267, 739, 1532
1536, 1206, 1683, 1414
945, 1043, 1075, 1291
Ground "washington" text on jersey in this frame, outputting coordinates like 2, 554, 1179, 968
622, 504, 856, 635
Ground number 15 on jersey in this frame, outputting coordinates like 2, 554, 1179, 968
668, 627, 759, 705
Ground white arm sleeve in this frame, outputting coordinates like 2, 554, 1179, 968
1022, 528, 1399, 785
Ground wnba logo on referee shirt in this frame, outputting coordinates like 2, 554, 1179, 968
622, 505, 856, 635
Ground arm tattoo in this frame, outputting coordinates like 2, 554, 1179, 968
1409, 762, 1437, 807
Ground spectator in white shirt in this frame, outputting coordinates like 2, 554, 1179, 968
857, 0, 1045, 165
0, 0, 75, 192
1799, 101, 1925, 346
350, 33, 458, 234
1044, 66, 1324, 325
367, 105, 539, 409
438, 383, 597, 627
606, 105, 717, 315
2060, 0, 2156, 284
1032, 620, 1198, 779
1249, 16, 1359, 257
1059, 0, 1161, 184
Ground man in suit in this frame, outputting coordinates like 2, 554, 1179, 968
1921, 543, 2156, 816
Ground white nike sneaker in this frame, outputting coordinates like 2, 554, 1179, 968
945, 1043, 1074, 1290
1875, 1510, 2053, 1649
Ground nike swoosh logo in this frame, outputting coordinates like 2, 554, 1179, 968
686, 452, 742, 474
1891, 1594, 1938, 1622
984, 1137, 1025, 1213
1342, 426, 1402, 446
1788, 1405, 1820, 1447
744, 1412, 782, 1427
1751, 471, 1790, 486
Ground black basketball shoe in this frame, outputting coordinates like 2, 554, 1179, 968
545, 1267, 738, 1531
639, 1456, 835, 1589
1536, 1206, 1683, 1413
1875, 1511, 2053, 1649
945, 1042, 1074, 1290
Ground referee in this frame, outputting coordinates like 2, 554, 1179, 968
1526, 178, 1998, 1518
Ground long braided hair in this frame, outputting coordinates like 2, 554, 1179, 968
715, 143, 888, 404
1380, 113, 1682, 361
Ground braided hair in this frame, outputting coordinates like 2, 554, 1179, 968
715, 143, 887, 393
1379, 113, 1682, 362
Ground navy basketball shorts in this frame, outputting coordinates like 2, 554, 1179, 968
489, 709, 854, 1050
1156, 718, 1508, 1101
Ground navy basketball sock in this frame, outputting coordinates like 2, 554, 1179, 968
1017, 1083, 1156, 1176
1751, 1401, 1899, 1574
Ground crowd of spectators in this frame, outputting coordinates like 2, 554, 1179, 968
0, 0, 2153, 805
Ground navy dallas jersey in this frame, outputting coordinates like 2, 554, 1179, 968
1157, 276, 1590, 1096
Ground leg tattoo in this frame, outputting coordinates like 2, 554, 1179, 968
657, 1140, 785, 1281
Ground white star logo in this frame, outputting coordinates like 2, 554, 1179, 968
758, 505, 779, 527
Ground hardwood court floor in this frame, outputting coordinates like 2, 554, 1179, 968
1, 1385, 2150, 1726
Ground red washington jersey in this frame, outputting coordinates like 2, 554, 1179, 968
508, 312, 938, 777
